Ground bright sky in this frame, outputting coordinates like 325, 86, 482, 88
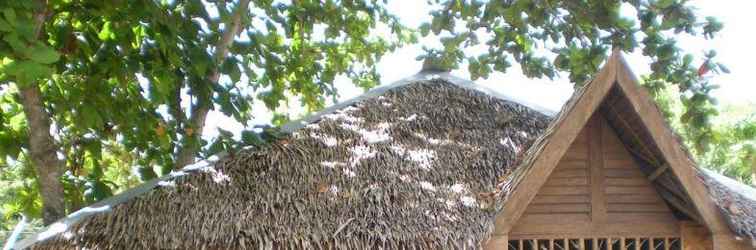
204, 0, 756, 140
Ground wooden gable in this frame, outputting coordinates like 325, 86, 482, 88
510, 113, 679, 239
484, 50, 751, 250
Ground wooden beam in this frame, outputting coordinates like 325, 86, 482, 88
655, 174, 689, 200
604, 103, 661, 166
590, 115, 607, 223
614, 54, 733, 235
509, 222, 681, 239
623, 143, 660, 169
656, 186, 704, 225
648, 163, 670, 181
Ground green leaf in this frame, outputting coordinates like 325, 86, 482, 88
98, 21, 115, 41
4, 60, 53, 86
419, 23, 431, 36
0, 18, 11, 32
137, 166, 158, 181
206, 138, 225, 155
2, 8, 16, 26
27, 44, 60, 64
189, 47, 209, 75
656, 0, 676, 9
241, 130, 262, 145
84, 179, 113, 202
80, 105, 104, 130
3, 33, 25, 52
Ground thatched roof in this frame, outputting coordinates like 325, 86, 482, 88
18, 72, 551, 249
700, 170, 756, 245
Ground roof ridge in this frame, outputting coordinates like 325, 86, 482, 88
281, 72, 557, 133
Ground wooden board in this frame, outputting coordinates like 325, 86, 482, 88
544, 177, 589, 186
532, 195, 591, 204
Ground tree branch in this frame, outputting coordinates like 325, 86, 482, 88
174, 0, 250, 168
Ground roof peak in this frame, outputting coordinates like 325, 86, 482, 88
419, 56, 453, 73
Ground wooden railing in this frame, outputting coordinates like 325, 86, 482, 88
507, 237, 681, 250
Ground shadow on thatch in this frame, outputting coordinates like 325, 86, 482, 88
24, 77, 550, 249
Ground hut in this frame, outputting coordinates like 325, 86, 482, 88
14, 51, 756, 249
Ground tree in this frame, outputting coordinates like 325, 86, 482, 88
647, 82, 755, 185
704, 115, 756, 185
419, 0, 726, 150
1, 0, 412, 226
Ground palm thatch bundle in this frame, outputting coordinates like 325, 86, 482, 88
26, 77, 550, 249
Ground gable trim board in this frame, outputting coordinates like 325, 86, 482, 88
485, 50, 742, 249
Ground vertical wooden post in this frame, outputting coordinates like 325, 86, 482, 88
593, 238, 599, 250
590, 116, 607, 223
620, 237, 625, 250
680, 221, 712, 250
519, 239, 523, 250
664, 238, 670, 250
608, 238, 614, 250
579, 239, 585, 250
634, 238, 640, 250
550, 239, 554, 250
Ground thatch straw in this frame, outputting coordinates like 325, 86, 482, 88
700, 170, 756, 245
28, 78, 550, 249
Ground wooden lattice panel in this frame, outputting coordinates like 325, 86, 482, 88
507, 237, 682, 250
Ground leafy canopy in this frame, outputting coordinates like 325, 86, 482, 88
0, 0, 413, 232
419, 0, 726, 152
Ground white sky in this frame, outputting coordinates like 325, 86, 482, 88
203, 0, 756, 140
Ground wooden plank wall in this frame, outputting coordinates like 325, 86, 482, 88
510, 113, 678, 239
601, 117, 676, 224
515, 120, 592, 226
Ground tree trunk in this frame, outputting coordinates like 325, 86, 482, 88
174, 0, 249, 169
16, 0, 67, 225
19, 85, 66, 225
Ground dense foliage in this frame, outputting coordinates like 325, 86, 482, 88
1, 0, 412, 237
1, 0, 750, 243
647, 82, 755, 184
